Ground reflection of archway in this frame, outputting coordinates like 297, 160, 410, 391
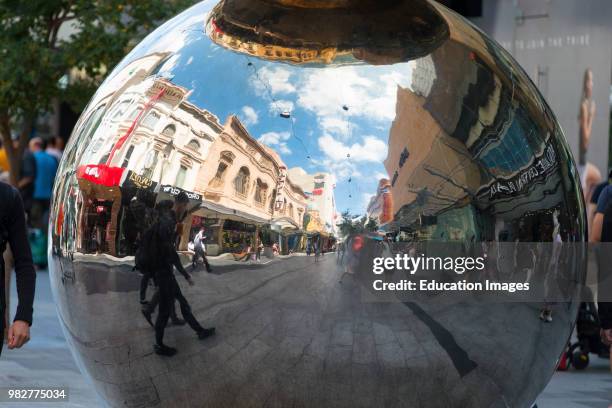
162, 124, 176, 137
187, 139, 200, 151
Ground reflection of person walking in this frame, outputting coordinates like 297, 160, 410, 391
192, 226, 212, 272
143, 203, 215, 357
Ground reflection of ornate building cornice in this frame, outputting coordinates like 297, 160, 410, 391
223, 115, 306, 200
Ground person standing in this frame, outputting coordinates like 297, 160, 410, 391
45, 136, 64, 162
0, 181, 36, 355
13, 139, 36, 221
591, 183, 612, 373
0, 139, 9, 174
29, 138, 58, 230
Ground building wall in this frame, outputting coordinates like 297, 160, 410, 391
195, 116, 307, 229
470, 0, 612, 174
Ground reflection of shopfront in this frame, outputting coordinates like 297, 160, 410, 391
188, 216, 221, 253
117, 170, 158, 256
222, 219, 257, 252
76, 164, 125, 256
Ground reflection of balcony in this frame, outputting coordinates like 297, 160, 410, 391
234, 190, 248, 200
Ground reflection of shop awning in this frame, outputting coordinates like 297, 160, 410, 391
77, 164, 125, 187
158, 185, 202, 201
195, 200, 269, 225
271, 216, 299, 230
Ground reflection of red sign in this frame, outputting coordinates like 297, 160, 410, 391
77, 164, 125, 187
312, 188, 323, 195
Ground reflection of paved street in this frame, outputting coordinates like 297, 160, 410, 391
2, 260, 611, 407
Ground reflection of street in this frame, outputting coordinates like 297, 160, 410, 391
44, 252, 587, 406
0, 268, 608, 407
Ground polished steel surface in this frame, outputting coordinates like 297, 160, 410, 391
49, 1, 586, 407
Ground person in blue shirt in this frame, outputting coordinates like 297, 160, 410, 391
29, 137, 58, 230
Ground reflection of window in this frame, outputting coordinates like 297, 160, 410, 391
234, 167, 250, 197
215, 162, 227, 181
254, 179, 268, 206
175, 165, 188, 188
479, 114, 534, 177
186, 139, 200, 151
122, 145, 134, 168
142, 111, 160, 129
127, 108, 141, 121
143, 150, 158, 179
111, 100, 131, 121
209, 151, 233, 188
162, 124, 176, 137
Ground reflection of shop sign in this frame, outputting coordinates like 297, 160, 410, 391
76, 164, 124, 187
484, 144, 557, 199
275, 167, 288, 210
128, 172, 154, 189
161, 185, 202, 201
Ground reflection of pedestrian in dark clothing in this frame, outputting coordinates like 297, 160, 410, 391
141, 201, 215, 356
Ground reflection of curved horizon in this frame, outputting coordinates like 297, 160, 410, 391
206, 0, 450, 65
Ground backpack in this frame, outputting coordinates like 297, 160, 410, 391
135, 224, 160, 271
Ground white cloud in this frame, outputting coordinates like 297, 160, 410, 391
297, 66, 412, 124
240, 106, 259, 126
363, 193, 376, 208
373, 171, 388, 181
269, 99, 295, 116
319, 116, 353, 140
318, 134, 387, 163
258, 131, 292, 155
252, 66, 296, 96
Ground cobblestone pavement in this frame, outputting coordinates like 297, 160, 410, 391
1, 261, 611, 408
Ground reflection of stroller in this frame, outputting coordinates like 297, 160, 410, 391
561, 297, 610, 370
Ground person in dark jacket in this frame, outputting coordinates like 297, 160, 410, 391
143, 200, 215, 356
0, 181, 36, 355
591, 184, 612, 370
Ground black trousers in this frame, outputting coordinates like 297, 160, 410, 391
193, 246, 211, 271
154, 276, 203, 346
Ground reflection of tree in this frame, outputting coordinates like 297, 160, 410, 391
338, 210, 378, 237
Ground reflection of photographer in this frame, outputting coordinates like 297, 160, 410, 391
0, 182, 36, 355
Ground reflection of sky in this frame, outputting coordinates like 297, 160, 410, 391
98, 0, 416, 215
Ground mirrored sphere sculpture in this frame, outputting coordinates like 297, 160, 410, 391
49, 0, 586, 406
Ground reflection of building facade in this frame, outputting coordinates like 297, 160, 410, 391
192, 115, 307, 254
287, 168, 337, 236
383, 85, 480, 239
366, 178, 393, 226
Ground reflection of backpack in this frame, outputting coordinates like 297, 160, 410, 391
135, 225, 159, 271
